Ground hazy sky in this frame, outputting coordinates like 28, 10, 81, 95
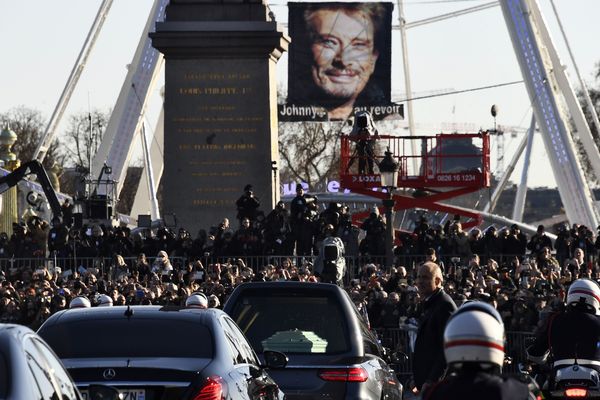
0, 0, 598, 189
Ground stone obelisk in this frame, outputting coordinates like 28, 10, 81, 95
150, 0, 289, 233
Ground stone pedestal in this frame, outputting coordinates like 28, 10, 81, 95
0, 127, 20, 236
150, 0, 289, 233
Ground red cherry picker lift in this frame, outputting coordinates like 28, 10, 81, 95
340, 132, 491, 230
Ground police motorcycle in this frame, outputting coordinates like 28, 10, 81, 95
520, 358, 600, 399
551, 360, 600, 399
523, 279, 600, 399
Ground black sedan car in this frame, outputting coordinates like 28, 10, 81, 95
0, 323, 83, 400
0, 323, 120, 400
38, 305, 286, 400
223, 282, 403, 400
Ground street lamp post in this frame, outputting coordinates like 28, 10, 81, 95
72, 202, 84, 269
378, 148, 399, 272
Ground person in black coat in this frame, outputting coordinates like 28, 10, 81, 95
527, 224, 553, 257
235, 184, 261, 226
412, 261, 457, 393
289, 185, 317, 256
47, 217, 70, 258
503, 224, 528, 257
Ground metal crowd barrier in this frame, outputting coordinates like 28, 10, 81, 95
0, 253, 537, 380
375, 328, 535, 379
0, 250, 584, 282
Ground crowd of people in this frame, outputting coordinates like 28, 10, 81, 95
0, 185, 598, 343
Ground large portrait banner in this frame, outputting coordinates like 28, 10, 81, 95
279, 2, 403, 122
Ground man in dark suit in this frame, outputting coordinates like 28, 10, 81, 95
412, 261, 457, 394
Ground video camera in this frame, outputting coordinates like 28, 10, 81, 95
305, 194, 317, 204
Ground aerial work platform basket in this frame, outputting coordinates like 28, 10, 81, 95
340, 132, 491, 228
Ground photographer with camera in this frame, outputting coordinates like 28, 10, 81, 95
48, 216, 70, 259
263, 201, 292, 256
359, 207, 386, 259
554, 223, 572, 267
346, 111, 378, 174
235, 184, 261, 226
148, 227, 176, 257
317, 202, 343, 235
444, 221, 471, 260
570, 224, 596, 260
504, 224, 528, 258
467, 227, 484, 257
107, 227, 135, 258
481, 226, 502, 262
337, 205, 360, 260
527, 225, 553, 257
172, 228, 194, 258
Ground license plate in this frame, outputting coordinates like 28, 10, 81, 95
81, 388, 146, 400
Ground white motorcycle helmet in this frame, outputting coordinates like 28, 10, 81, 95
69, 296, 91, 309
96, 294, 113, 307
444, 301, 505, 368
185, 292, 208, 309
567, 279, 600, 315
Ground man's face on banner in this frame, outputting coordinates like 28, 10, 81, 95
309, 9, 379, 102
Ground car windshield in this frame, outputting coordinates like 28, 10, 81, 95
229, 290, 350, 354
41, 319, 213, 358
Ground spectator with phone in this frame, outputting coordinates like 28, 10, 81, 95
563, 246, 585, 277
133, 253, 151, 283
152, 251, 174, 282
534, 246, 560, 283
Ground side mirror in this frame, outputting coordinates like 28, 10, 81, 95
87, 384, 123, 400
263, 350, 288, 369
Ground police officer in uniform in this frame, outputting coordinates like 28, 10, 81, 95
423, 301, 537, 400
527, 278, 600, 373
